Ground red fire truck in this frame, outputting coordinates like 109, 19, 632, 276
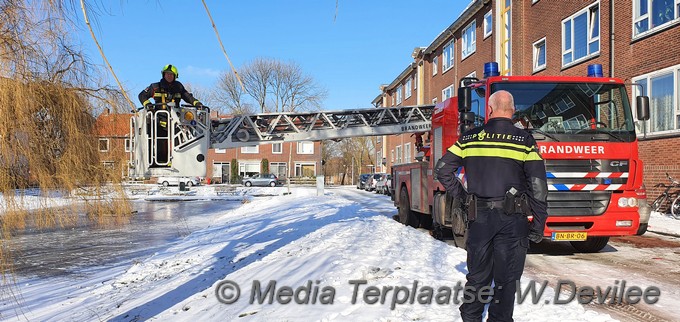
392, 62, 651, 253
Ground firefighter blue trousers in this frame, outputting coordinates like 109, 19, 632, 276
459, 207, 529, 322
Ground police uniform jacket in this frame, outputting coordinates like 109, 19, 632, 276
436, 117, 548, 233
138, 78, 201, 107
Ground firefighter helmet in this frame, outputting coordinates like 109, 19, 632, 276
161, 64, 178, 79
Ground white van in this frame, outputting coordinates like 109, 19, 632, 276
157, 176, 200, 187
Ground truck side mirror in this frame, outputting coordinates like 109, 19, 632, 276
636, 96, 650, 121
458, 87, 471, 112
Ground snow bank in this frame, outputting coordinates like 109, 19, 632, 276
2, 187, 615, 321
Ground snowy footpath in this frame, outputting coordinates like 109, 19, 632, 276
2, 186, 617, 321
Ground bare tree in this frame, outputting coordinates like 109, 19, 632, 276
212, 72, 255, 115
270, 61, 327, 112
241, 58, 275, 113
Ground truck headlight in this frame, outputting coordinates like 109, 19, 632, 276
618, 197, 638, 208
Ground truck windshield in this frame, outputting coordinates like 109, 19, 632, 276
492, 82, 635, 140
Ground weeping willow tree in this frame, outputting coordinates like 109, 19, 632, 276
0, 0, 132, 282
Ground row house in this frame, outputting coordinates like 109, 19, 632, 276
206, 140, 321, 184
375, 0, 680, 200
96, 110, 321, 183
96, 111, 133, 178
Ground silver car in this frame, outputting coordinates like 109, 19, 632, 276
242, 173, 279, 187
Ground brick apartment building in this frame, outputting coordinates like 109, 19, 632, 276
374, 0, 680, 200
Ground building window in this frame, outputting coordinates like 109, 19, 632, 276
405, 143, 411, 163
272, 142, 282, 154
633, 65, 679, 135
442, 85, 454, 100
533, 37, 547, 72
124, 138, 131, 152
270, 162, 287, 178
239, 162, 260, 177
215, 148, 226, 154
297, 141, 314, 154
484, 11, 492, 38
432, 55, 438, 75
442, 40, 455, 72
98, 138, 109, 152
295, 162, 316, 177
532, 0, 540, 3
103, 161, 115, 169
396, 145, 402, 164
391, 150, 395, 162
462, 21, 477, 59
396, 85, 403, 105
432, 97, 438, 104
562, 3, 600, 67
634, 0, 680, 37
405, 78, 412, 99
241, 146, 259, 154
466, 71, 477, 78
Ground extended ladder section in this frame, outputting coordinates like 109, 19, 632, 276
210, 104, 435, 149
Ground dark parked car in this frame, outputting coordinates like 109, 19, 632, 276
356, 174, 371, 190
242, 173, 280, 187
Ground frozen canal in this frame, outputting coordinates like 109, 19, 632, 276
8, 200, 241, 278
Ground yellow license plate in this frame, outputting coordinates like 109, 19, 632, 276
551, 232, 587, 241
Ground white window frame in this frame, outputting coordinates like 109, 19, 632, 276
413, 74, 417, 89
405, 78, 412, 99
215, 148, 226, 154
432, 97, 438, 104
562, 2, 600, 68
404, 143, 411, 163
466, 71, 477, 78
462, 21, 477, 59
633, 0, 680, 38
533, 37, 547, 73
396, 145, 402, 164
272, 142, 282, 154
124, 138, 131, 152
270, 162, 288, 178
532, 0, 540, 3
391, 150, 395, 163
442, 85, 454, 101
396, 85, 403, 105
297, 141, 314, 154
432, 55, 438, 75
294, 162, 316, 177
483, 11, 492, 39
98, 138, 109, 152
632, 64, 680, 137
241, 145, 259, 154
442, 40, 455, 72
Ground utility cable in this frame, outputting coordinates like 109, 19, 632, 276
201, 0, 246, 92
79, 0, 137, 112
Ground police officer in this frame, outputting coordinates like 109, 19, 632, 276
435, 90, 548, 322
138, 64, 203, 109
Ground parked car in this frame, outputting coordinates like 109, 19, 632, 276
366, 173, 386, 192
157, 176, 200, 187
356, 174, 371, 190
376, 174, 392, 195
242, 173, 280, 187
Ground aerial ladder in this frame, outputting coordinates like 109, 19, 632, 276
129, 104, 436, 179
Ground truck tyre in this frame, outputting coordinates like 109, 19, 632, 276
399, 187, 420, 228
570, 236, 609, 253
636, 223, 648, 235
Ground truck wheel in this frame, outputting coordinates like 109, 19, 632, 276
398, 187, 420, 228
570, 236, 609, 253
636, 223, 648, 235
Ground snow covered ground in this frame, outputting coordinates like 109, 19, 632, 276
0, 186, 628, 321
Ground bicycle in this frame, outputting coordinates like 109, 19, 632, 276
650, 172, 680, 218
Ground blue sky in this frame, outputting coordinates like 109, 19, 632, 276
78, 1, 467, 110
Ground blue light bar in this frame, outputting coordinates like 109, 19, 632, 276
484, 62, 500, 78
587, 64, 603, 77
